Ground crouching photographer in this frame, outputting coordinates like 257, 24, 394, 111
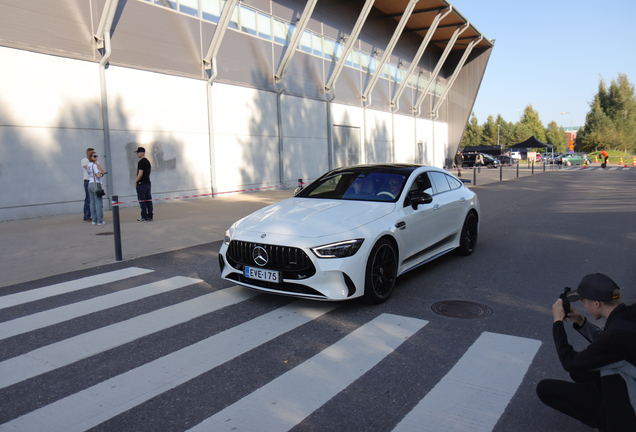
536, 273, 636, 431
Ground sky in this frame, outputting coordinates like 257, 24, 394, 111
449, 0, 636, 129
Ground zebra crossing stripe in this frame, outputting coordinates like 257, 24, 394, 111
0, 267, 153, 310
2, 301, 336, 432
0, 276, 202, 341
0, 285, 255, 389
187, 313, 427, 432
392, 332, 540, 432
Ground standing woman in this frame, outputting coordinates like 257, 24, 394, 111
87, 151, 106, 226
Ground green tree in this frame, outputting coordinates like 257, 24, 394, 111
482, 115, 499, 146
496, 115, 516, 149
519, 105, 547, 142
545, 121, 567, 153
577, 74, 636, 153
461, 112, 483, 148
514, 122, 533, 144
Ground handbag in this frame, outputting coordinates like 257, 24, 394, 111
92, 164, 106, 197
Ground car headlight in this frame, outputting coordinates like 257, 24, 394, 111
311, 239, 364, 258
223, 229, 231, 245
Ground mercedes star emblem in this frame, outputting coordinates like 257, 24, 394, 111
252, 246, 269, 267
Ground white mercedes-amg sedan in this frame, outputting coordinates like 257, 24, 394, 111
218, 164, 479, 304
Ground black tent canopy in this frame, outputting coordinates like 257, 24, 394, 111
509, 136, 553, 149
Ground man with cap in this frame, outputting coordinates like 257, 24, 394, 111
536, 273, 636, 431
134, 147, 153, 222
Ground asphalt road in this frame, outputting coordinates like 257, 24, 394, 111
1, 167, 635, 431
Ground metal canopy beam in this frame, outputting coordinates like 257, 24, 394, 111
95, 0, 119, 49
325, 0, 376, 91
203, 0, 240, 75
390, 6, 452, 110
412, 23, 468, 114
432, 35, 483, 117
362, 0, 420, 102
275, 0, 319, 81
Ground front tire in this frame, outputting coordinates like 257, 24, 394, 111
457, 212, 478, 256
363, 239, 398, 304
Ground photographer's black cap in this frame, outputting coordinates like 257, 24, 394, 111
134, 147, 145, 153
567, 273, 620, 302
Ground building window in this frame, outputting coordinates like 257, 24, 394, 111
300, 31, 312, 53
240, 5, 257, 35
179, 0, 199, 17
312, 33, 323, 57
257, 13, 272, 40
201, 0, 221, 23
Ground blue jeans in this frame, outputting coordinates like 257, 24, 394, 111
88, 182, 104, 223
83, 180, 91, 219
136, 184, 153, 219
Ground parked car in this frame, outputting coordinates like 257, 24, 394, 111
510, 151, 522, 161
219, 164, 480, 304
495, 155, 515, 166
462, 153, 501, 168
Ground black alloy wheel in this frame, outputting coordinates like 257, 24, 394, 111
364, 239, 398, 304
457, 212, 478, 256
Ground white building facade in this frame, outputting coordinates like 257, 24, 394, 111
0, 0, 493, 221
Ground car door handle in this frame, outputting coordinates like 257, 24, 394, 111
395, 221, 406, 230
433, 204, 441, 211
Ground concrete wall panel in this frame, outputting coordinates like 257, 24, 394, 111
0, 47, 101, 129
394, 114, 415, 163
107, 66, 209, 134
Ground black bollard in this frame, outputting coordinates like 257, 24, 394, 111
516, 163, 519, 178
500, 164, 503, 181
112, 195, 123, 261
473, 166, 477, 186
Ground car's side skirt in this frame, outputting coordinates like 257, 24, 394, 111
398, 246, 455, 276
401, 233, 457, 266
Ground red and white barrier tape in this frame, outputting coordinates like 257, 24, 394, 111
111, 182, 305, 206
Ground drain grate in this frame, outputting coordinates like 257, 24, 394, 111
96, 232, 114, 236
431, 300, 492, 319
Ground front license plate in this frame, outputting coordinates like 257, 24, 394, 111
245, 267, 280, 283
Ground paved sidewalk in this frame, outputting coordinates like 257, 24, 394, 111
0, 190, 294, 288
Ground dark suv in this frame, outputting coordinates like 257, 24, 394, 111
461, 153, 501, 168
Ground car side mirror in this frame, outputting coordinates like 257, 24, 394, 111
409, 191, 433, 209
293, 186, 304, 196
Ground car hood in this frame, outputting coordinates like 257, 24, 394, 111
233, 198, 394, 238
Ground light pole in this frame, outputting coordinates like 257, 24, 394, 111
561, 111, 572, 153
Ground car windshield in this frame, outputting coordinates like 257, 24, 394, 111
296, 171, 407, 202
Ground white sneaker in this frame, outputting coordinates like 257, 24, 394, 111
92, 221, 97, 225
98, 221, 106, 226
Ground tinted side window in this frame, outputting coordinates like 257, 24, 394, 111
446, 175, 462, 190
408, 173, 434, 195
429, 172, 450, 194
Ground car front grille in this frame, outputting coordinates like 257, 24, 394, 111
226, 240, 316, 279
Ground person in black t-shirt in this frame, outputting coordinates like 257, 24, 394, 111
134, 147, 153, 221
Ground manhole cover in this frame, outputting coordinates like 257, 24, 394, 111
431, 300, 492, 319
96, 232, 114, 236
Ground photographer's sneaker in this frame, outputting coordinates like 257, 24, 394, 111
97, 221, 106, 226
137, 218, 148, 222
